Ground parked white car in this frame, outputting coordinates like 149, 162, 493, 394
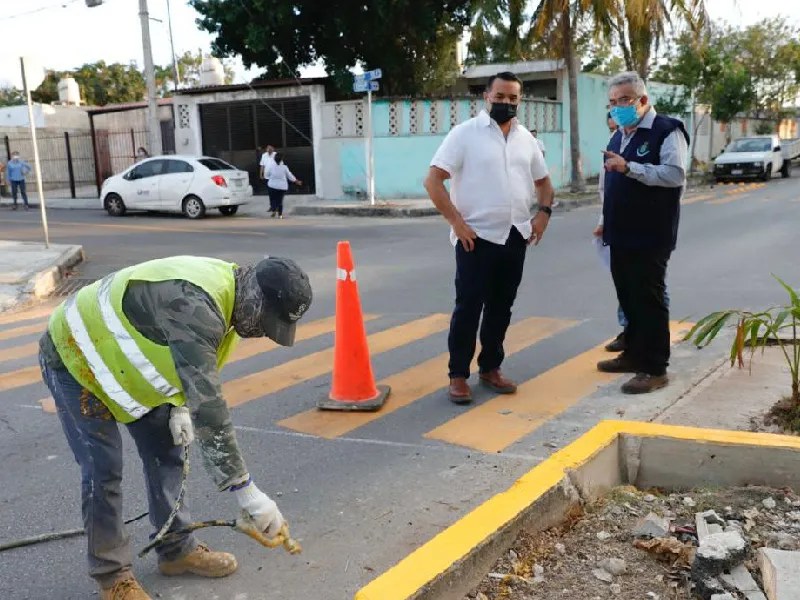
713, 135, 794, 182
100, 155, 253, 219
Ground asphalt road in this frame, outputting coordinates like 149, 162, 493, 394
1, 178, 799, 599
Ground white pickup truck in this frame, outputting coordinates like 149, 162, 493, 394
713, 135, 800, 182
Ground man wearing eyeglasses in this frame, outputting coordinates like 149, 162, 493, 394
596, 71, 689, 395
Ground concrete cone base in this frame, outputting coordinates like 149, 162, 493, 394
317, 385, 391, 412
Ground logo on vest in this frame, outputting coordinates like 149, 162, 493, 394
636, 142, 650, 157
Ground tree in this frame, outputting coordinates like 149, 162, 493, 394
0, 86, 25, 107
709, 62, 756, 143
31, 61, 146, 106
190, 0, 472, 95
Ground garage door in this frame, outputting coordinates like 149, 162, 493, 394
200, 97, 314, 195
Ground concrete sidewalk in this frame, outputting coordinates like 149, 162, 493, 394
0, 241, 84, 313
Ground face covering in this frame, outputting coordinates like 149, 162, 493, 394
610, 103, 641, 128
489, 102, 517, 125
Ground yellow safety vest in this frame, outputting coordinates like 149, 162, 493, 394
48, 256, 239, 423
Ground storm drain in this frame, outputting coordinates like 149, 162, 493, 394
52, 277, 96, 297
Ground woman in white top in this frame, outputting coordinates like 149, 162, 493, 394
266, 152, 303, 218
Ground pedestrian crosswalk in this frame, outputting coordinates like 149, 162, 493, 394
0, 302, 695, 455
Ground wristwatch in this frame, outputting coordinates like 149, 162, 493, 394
538, 205, 553, 216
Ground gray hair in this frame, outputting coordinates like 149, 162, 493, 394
608, 71, 647, 97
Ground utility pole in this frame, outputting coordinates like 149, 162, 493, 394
86, 0, 161, 155
20, 58, 50, 248
166, 0, 180, 91
139, 0, 162, 155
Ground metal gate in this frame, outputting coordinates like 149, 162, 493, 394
199, 97, 315, 195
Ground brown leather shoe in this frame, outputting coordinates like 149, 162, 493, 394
159, 544, 238, 578
100, 576, 151, 600
604, 331, 627, 353
479, 369, 517, 394
597, 354, 638, 373
621, 373, 669, 395
448, 377, 472, 404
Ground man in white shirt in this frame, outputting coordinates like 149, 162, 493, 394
424, 71, 555, 404
531, 129, 546, 158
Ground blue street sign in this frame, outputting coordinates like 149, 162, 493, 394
353, 80, 380, 93
353, 68, 382, 84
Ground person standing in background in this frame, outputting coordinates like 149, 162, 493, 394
266, 152, 303, 219
530, 129, 546, 158
260, 145, 277, 210
6, 151, 32, 210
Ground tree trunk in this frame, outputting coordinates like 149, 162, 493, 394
563, 13, 585, 193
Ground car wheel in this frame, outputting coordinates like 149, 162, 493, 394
182, 195, 206, 219
762, 164, 772, 181
781, 161, 791, 178
219, 206, 239, 216
105, 193, 126, 217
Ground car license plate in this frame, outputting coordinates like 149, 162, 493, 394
234, 180, 243, 188
731, 169, 743, 175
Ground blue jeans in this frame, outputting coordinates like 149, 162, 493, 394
11, 179, 28, 206
39, 354, 198, 586
618, 285, 670, 328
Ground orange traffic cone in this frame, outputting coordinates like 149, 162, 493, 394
317, 241, 390, 411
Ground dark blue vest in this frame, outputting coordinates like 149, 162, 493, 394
602, 115, 689, 250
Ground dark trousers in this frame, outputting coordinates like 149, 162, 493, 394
448, 228, 527, 378
610, 246, 671, 376
268, 187, 286, 215
40, 355, 197, 587
11, 179, 28, 206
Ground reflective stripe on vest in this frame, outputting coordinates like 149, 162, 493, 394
96, 275, 180, 397
63, 295, 151, 419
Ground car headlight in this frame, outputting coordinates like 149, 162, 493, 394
753, 162, 762, 168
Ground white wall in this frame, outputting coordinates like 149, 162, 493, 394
0, 104, 89, 129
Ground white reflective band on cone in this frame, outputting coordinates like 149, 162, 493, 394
97, 276, 179, 397
64, 297, 151, 419
336, 268, 356, 282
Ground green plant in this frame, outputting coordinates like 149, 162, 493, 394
754, 120, 775, 134
685, 276, 800, 409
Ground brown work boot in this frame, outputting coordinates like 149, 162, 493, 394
604, 331, 627, 353
448, 377, 472, 405
100, 575, 151, 600
479, 369, 517, 394
621, 373, 669, 395
158, 544, 238, 578
597, 354, 638, 373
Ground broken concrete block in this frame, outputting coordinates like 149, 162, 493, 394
759, 548, 800, 600
710, 594, 735, 600
692, 531, 748, 582
695, 577, 726, 600
719, 565, 767, 600
598, 558, 627, 576
634, 512, 670, 539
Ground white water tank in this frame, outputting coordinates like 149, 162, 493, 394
58, 77, 81, 105
200, 57, 225, 87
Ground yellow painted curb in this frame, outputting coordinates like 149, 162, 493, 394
355, 420, 800, 600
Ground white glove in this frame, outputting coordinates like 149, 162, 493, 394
235, 482, 286, 538
168, 406, 194, 446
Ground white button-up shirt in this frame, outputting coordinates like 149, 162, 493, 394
431, 110, 549, 246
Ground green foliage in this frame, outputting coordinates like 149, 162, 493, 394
653, 89, 690, 117
754, 120, 776, 135
709, 64, 756, 125
685, 276, 800, 409
190, 0, 472, 95
31, 61, 146, 106
0, 87, 25, 107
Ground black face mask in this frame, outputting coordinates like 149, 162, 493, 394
489, 102, 517, 124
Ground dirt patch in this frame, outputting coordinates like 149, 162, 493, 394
467, 485, 800, 600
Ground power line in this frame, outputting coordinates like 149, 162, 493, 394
0, 0, 82, 22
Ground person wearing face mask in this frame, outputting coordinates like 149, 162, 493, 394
136, 147, 150, 162
6, 151, 32, 210
38, 255, 312, 600
424, 71, 554, 404
596, 71, 689, 395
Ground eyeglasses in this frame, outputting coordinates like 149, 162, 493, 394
607, 96, 640, 108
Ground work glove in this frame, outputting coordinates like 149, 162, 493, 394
235, 482, 286, 538
168, 405, 194, 446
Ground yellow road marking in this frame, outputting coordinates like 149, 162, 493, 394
48, 220, 270, 237
681, 193, 714, 205
278, 317, 578, 439
0, 341, 39, 364
224, 314, 451, 408
425, 322, 693, 452
0, 321, 46, 342
0, 305, 54, 326
0, 365, 40, 393
39, 397, 56, 413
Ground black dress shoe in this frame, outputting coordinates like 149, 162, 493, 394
604, 331, 627, 353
